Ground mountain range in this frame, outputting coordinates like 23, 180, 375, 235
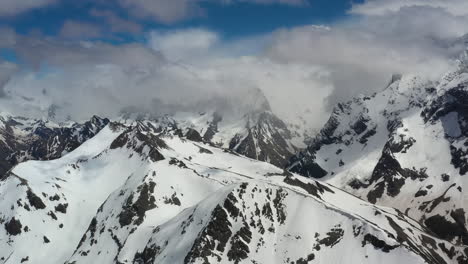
1, 51, 468, 264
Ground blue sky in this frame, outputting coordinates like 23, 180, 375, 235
0, 0, 361, 41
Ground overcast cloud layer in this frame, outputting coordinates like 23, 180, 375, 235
0, 0, 468, 132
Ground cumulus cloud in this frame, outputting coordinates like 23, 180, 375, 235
0, 0, 56, 16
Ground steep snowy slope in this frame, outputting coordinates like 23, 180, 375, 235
0, 121, 465, 264
0, 113, 109, 177
134, 180, 466, 264
288, 54, 468, 246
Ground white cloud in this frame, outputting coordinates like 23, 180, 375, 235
191, 56, 331, 129
351, 0, 468, 16
146, 29, 330, 129
0, 0, 56, 16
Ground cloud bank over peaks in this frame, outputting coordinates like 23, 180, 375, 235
2, 0, 468, 132
0, 30, 331, 133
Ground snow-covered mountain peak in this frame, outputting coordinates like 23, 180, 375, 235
288, 57, 468, 248
114, 90, 301, 168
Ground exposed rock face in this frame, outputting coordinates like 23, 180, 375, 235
228, 111, 296, 167
110, 124, 167, 162
4, 217, 22, 236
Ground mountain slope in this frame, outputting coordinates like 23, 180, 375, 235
135, 180, 465, 264
0, 121, 465, 264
